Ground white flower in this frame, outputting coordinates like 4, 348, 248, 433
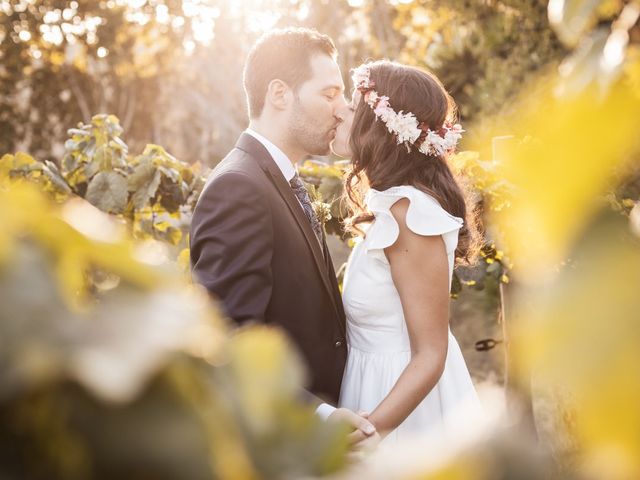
382, 112, 403, 140
373, 95, 390, 115
376, 105, 395, 125
426, 131, 446, 155
441, 124, 464, 152
366, 91, 379, 107
394, 112, 421, 144
352, 65, 372, 89
418, 141, 432, 156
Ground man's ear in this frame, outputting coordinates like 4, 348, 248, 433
265, 79, 291, 111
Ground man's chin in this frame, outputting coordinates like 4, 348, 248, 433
309, 142, 332, 157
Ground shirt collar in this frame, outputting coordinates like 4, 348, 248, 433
245, 128, 297, 182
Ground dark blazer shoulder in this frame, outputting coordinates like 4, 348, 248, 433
213, 132, 274, 177
215, 145, 262, 173
217, 147, 263, 174
201, 148, 270, 197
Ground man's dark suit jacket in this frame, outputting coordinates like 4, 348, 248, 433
190, 132, 347, 405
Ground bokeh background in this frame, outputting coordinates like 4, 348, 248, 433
2, 0, 640, 479
1, 0, 563, 165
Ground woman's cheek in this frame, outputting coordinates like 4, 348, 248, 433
341, 129, 352, 156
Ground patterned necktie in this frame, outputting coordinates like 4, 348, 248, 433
289, 173, 324, 248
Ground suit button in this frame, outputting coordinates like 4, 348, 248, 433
334, 340, 343, 348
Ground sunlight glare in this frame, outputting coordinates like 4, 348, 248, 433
156, 4, 170, 24
296, 2, 309, 20
246, 10, 281, 32
126, 0, 146, 8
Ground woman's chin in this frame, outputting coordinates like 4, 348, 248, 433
330, 140, 350, 158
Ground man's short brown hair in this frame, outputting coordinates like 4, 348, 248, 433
243, 27, 337, 119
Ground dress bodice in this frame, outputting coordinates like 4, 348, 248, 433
341, 185, 463, 353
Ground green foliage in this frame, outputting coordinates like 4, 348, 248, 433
299, 160, 351, 239
2, 114, 206, 255
393, 0, 566, 123
0, 151, 71, 201
0, 179, 350, 480
0, 0, 192, 161
468, 2, 640, 478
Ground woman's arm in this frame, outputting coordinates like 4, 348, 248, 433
367, 198, 451, 435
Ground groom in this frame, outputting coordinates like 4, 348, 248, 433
190, 28, 376, 443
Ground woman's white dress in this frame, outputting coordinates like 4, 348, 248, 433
339, 185, 482, 443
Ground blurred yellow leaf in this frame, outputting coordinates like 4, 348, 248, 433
513, 218, 640, 479
153, 220, 173, 232
299, 160, 345, 179
54, 245, 90, 310
624, 48, 640, 96
177, 247, 191, 273
65, 167, 88, 188
488, 79, 640, 280
2, 182, 162, 309
596, 0, 624, 18
227, 326, 306, 434
49, 51, 65, 67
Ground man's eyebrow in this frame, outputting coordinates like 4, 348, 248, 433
321, 84, 345, 92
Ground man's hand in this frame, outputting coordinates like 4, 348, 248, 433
347, 429, 381, 463
327, 408, 378, 446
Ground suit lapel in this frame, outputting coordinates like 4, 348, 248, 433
322, 237, 347, 331
235, 133, 345, 334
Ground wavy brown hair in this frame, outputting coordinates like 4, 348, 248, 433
344, 60, 480, 264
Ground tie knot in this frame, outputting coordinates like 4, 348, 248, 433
289, 173, 302, 187
288, 173, 324, 248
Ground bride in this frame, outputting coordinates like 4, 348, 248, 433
331, 60, 482, 444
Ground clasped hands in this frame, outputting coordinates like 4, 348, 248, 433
327, 408, 381, 457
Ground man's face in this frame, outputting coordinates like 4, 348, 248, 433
288, 54, 346, 156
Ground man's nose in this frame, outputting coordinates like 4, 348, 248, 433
334, 98, 348, 120
335, 94, 348, 110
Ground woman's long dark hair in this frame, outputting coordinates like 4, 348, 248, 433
344, 60, 480, 264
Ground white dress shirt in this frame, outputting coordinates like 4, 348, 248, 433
243, 128, 336, 420
245, 128, 296, 183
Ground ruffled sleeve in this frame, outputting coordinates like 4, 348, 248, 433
364, 186, 463, 257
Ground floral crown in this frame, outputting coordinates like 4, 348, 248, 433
351, 64, 463, 157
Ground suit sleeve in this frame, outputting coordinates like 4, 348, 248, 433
298, 388, 325, 409
190, 171, 274, 324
